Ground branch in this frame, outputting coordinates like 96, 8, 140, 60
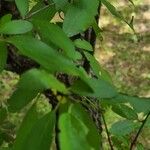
25, 2, 55, 19
130, 111, 150, 150
101, 112, 114, 150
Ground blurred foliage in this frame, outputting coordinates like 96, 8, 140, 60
95, 0, 150, 149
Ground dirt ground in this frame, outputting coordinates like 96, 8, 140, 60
95, 0, 150, 97
95, 0, 150, 148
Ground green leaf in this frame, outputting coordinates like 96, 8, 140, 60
12, 104, 40, 150
74, 39, 93, 52
22, 112, 55, 150
32, 20, 81, 60
110, 120, 139, 136
101, 0, 124, 20
126, 96, 150, 114
0, 41, 7, 73
6, 35, 98, 95
112, 104, 138, 120
99, 68, 112, 84
102, 94, 150, 115
71, 78, 117, 98
59, 113, 92, 150
84, 51, 100, 77
6, 35, 80, 75
8, 69, 68, 112
52, 0, 69, 11
101, 0, 134, 31
70, 79, 93, 95
86, 78, 116, 98
0, 20, 33, 34
15, 0, 29, 17
12, 104, 55, 150
118, 94, 150, 114
63, 0, 99, 36
68, 103, 101, 150
84, 51, 112, 83
0, 14, 12, 25
136, 143, 145, 150
28, 1, 56, 21
92, 19, 103, 40
6, 35, 95, 93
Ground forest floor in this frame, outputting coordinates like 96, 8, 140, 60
95, 0, 150, 148
95, 0, 150, 97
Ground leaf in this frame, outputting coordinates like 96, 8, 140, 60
59, 113, 92, 150
22, 112, 56, 150
99, 68, 112, 84
6, 35, 79, 75
111, 136, 129, 149
6, 35, 96, 93
12, 104, 56, 150
63, 0, 99, 36
101, 0, 134, 31
101, 94, 150, 115
68, 103, 101, 150
28, 1, 56, 21
92, 19, 103, 40
84, 51, 100, 77
15, 0, 29, 17
126, 96, 150, 114
12, 104, 40, 150
74, 39, 93, 51
0, 20, 33, 34
84, 51, 112, 83
110, 120, 139, 137
117, 94, 150, 114
70, 79, 93, 95
112, 104, 138, 120
136, 143, 145, 150
0, 41, 7, 73
71, 78, 117, 98
8, 69, 68, 112
101, 0, 124, 20
32, 20, 81, 60
52, 0, 69, 11
0, 14, 12, 25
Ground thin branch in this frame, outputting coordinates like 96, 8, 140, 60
25, 3, 55, 19
58, 12, 64, 20
55, 109, 60, 150
130, 111, 150, 150
101, 112, 114, 150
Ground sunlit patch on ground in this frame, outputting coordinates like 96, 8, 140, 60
95, 0, 150, 148
95, 0, 150, 97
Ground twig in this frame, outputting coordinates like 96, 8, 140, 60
25, 3, 55, 19
59, 12, 64, 20
101, 112, 114, 150
55, 109, 60, 150
130, 111, 150, 150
